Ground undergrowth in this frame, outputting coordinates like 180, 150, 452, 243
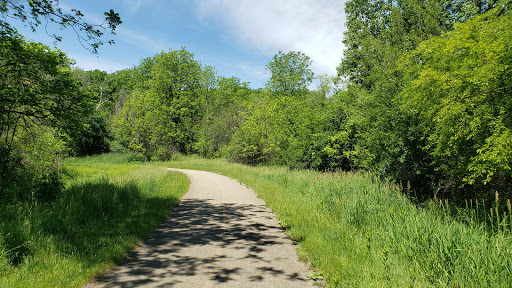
0, 153, 189, 287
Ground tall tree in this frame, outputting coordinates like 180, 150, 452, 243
266, 51, 314, 95
336, 0, 464, 197
112, 49, 206, 160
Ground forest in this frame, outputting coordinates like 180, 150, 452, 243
1, 0, 512, 286
2, 0, 511, 203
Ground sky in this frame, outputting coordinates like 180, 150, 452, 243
8, 0, 348, 89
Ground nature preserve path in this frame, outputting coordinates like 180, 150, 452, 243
87, 168, 313, 288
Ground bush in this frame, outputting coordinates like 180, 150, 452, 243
0, 127, 65, 204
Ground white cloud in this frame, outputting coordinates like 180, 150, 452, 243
116, 26, 170, 53
70, 53, 130, 73
120, 0, 159, 15
196, 0, 347, 77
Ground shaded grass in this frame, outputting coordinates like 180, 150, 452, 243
0, 156, 189, 287
166, 156, 512, 287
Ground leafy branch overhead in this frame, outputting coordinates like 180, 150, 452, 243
0, 0, 122, 53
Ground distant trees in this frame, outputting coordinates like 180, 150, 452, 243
107, 48, 349, 169
228, 90, 289, 164
195, 76, 250, 157
227, 51, 315, 164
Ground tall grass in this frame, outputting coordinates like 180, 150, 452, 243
0, 153, 189, 287
167, 156, 512, 287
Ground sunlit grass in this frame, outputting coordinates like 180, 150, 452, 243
2, 154, 511, 287
0, 155, 189, 288
167, 156, 512, 287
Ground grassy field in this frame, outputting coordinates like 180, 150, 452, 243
0, 153, 189, 288
166, 156, 512, 287
1, 153, 511, 287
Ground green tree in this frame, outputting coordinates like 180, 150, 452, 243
266, 51, 314, 95
335, 0, 500, 198
400, 1, 512, 198
112, 48, 206, 160
0, 30, 91, 151
286, 76, 356, 171
0, 29, 91, 202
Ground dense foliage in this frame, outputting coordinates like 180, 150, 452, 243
0, 0, 121, 202
57, 1, 511, 202
2, 0, 510, 204
401, 5, 512, 198
0, 28, 91, 203
336, 0, 511, 200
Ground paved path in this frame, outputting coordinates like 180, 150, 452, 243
86, 168, 313, 287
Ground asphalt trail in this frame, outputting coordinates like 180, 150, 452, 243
86, 168, 313, 287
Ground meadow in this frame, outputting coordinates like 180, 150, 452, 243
1, 153, 511, 287
0, 153, 189, 287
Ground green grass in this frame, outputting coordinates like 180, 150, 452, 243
166, 156, 512, 287
2, 153, 511, 287
0, 153, 189, 287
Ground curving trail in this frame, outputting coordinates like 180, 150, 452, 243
86, 168, 313, 288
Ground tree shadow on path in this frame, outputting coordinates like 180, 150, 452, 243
91, 197, 311, 287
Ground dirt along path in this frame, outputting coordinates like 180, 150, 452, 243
86, 168, 313, 287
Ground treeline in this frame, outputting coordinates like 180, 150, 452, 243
73, 49, 348, 169
1, 0, 511, 204
337, 0, 512, 201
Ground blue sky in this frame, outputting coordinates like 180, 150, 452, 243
9, 0, 347, 89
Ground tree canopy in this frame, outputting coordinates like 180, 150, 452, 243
0, 0, 122, 53
335, 0, 512, 199
401, 2, 512, 193
266, 51, 314, 95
